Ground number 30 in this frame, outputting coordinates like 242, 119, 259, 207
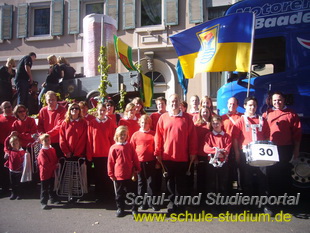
259, 148, 273, 156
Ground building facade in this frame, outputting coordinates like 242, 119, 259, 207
0, 0, 238, 108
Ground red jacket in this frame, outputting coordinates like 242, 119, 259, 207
195, 122, 210, 157
150, 112, 164, 131
12, 117, 37, 148
221, 112, 242, 137
108, 143, 141, 180
203, 131, 232, 162
233, 115, 270, 149
59, 119, 87, 157
37, 105, 66, 144
119, 118, 140, 141
4, 136, 26, 172
130, 130, 156, 162
84, 114, 96, 124
0, 114, 16, 144
37, 147, 58, 181
263, 108, 301, 146
155, 112, 198, 162
87, 117, 115, 160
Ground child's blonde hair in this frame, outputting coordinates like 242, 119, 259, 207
39, 133, 50, 143
9, 136, 19, 146
114, 125, 128, 142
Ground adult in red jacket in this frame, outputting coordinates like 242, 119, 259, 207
59, 103, 87, 158
87, 103, 115, 198
0, 101, 16, 194
155, 94, 197, 213
12, 104, 37, 148
37, 91, 66, 158
263, 91, 302, 195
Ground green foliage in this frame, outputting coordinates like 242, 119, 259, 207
98, 46, 112, 100
118, 88, 127, 113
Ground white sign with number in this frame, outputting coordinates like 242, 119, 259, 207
247, 143, 279, 167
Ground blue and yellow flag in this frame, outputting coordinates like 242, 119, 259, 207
114, 35, 137, 71
170, 13, 254, 79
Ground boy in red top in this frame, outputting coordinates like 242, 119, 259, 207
130, 115, 158, 211
203, 115, 232, 197
189, 95, 200, 118
37, 134, 59, 209
155, 94, 197, 213
0, 101, 16, 194
233, 96, 272, 214
108, 126, 141, 217
38, 91, 66, 158
4, 136, 27, 200
119, 103, 140, 141
150, 96, 167, 131
263, 91, 302, 195
87, 103, 115, 199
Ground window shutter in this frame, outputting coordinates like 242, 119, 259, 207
52, 0, 64, 36
1, 5, 13, 40
165, 0, 178, 26
123, 0, 135, 30
17, 4, 28, 38
189, 0, 203, 24
68, 0, 80, 34
105, 0, 119, 29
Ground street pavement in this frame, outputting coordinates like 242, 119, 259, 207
0, 184, 309, 233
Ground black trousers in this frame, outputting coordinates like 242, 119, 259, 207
41, 177, 57, 205
0, 144, 10, 191
162, 161, 188, 208
239, 151, 269, 197
267, 145, 293, 195
10, 172, 22, 197
93, 157, 112, 196
138, 160, 156, 197
205, 163, 230, 196
114, 179, 137, 210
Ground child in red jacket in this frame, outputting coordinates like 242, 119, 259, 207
203, 115, 232, 197
37, 133, 59, 209
130, 114, 158, 211
4, 135, 27, 200
108, 125, 141, 217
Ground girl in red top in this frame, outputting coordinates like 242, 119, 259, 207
59, 103, 87, 158
203, 115, 232, 196
108, 125, 141, 217
119, 103, 140, 142
130, 115, 158, 211
12, 105, 38, 148
194, 106, 212, 196
131, 97, 146, 119
4, 136, 27, 200
105, 99, 121, 127
37, 133, 59, 209
87, 103, 115, 198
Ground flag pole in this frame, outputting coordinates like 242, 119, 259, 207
246, 13, 256, 97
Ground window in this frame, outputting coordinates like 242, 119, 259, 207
207, 6, 229, 20
33, 7, 50, 35
145, 71, 165, 84
141, 0, 162, 26
17, 0, 64, 39
86, 2, 104, 15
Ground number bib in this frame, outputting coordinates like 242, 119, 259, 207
245, 141, 279, 167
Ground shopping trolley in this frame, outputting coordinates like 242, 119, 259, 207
55, 157, 88, 201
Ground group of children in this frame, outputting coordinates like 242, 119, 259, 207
2, 92, 294, 217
